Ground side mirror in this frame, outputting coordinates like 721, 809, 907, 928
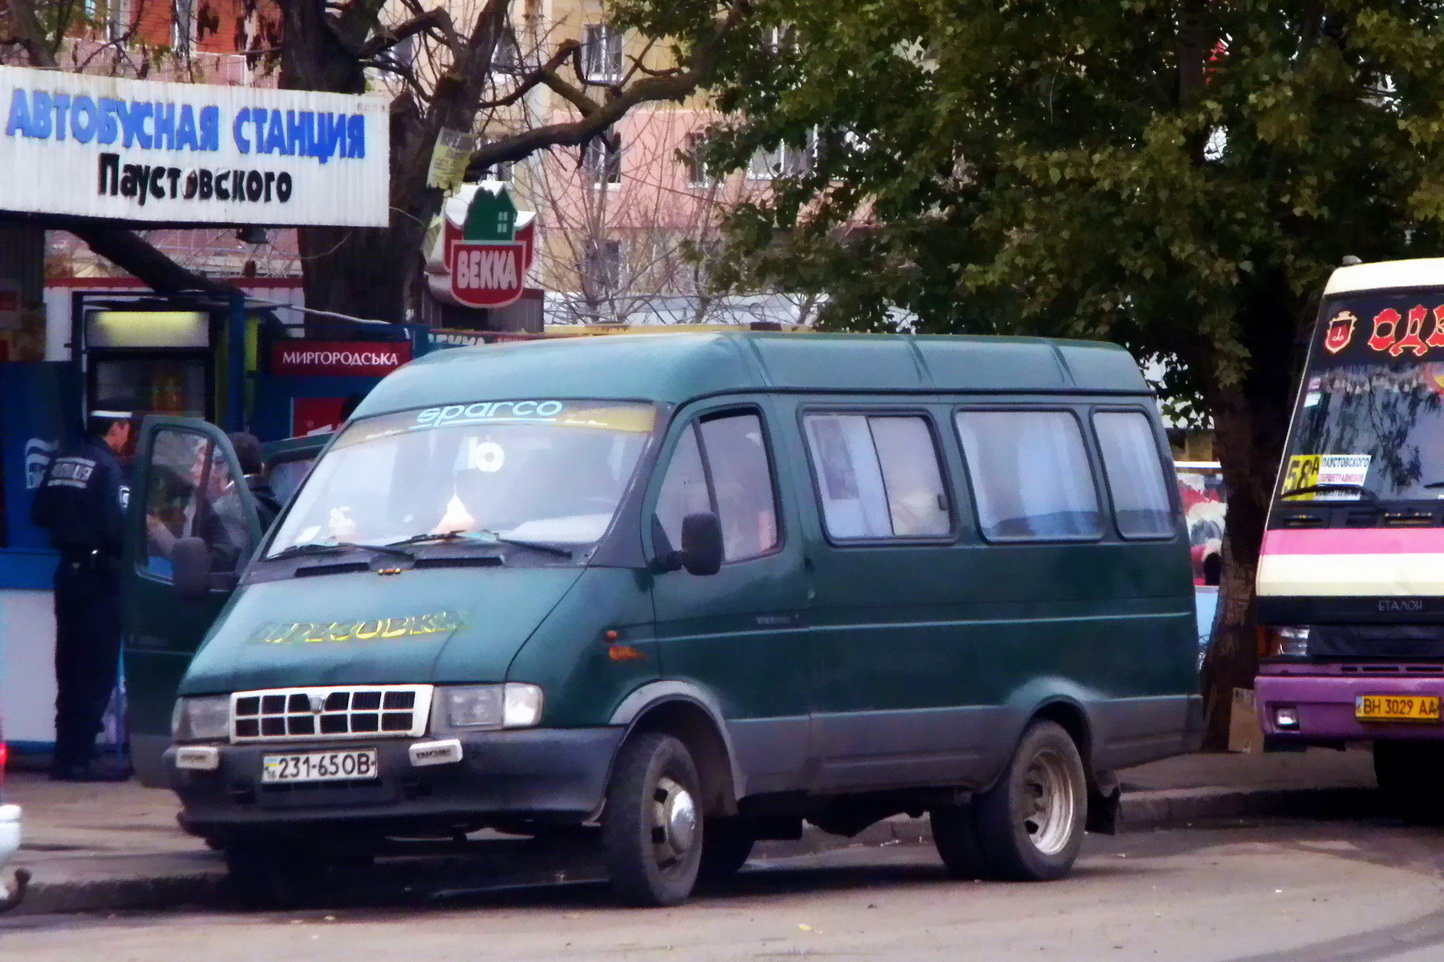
677, 512, 723, 576
172, 536, 213, 601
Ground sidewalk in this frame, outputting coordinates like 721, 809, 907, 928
1, 748, 1379, 916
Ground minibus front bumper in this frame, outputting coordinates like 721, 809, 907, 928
1257, 667, 1444, 741
165, 727, 625, 838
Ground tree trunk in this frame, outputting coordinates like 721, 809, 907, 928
1199, 273, 1308, 749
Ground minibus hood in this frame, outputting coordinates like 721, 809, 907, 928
178, 566, 585, 695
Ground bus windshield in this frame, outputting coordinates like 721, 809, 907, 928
266, 399, 656, 559
1283, 289, 1444, 503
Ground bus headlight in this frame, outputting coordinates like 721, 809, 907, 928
172, 696, 231, 742
1268, 626, 1311, 658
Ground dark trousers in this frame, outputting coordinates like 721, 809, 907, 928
52, 558, 122, 771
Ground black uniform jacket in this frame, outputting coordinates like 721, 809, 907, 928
30, 438, 128, 559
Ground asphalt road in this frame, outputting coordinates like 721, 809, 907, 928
4, 820, 1444, 961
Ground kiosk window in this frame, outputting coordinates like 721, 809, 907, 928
143, 429, 252, 578
1094, 410, 1175, 539
655, 411, 779, 562
803, 414, 949, 539
955, 410, 1101, 541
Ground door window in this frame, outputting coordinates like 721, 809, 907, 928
803, 413, 950, 539
954, 410, 1101, 541
142, 429, 252, 579
655, 410, 780, 563
1093, 410, 1176, 538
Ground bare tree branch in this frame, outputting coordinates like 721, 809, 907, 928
477, 38, 580, 109
468, 0, 750, 174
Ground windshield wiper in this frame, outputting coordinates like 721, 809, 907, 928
1279, 483, 1378, 502
389, 530, 573, 558
267, 540, 416, 562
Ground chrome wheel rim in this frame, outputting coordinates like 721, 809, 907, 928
1017, 748, 1076, 856
650, 775, 697, 869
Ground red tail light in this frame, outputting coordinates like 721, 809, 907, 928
0, 741, 7, 790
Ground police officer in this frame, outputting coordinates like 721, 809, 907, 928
31, 406, 133, 782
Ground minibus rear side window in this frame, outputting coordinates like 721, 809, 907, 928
802, 413, 950, 540
1093, 410, 1176, 539
954, 410, 1101, 542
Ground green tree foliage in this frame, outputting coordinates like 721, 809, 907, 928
685, 0, 1444, 743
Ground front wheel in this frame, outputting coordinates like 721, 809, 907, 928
601, 733, 704, 906
1374, 741, 1444, 823
972, 720, 1087, 881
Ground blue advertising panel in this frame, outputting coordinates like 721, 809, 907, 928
0, 361, 78, 587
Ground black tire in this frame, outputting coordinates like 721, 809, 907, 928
973, 720, 1087, 882
1374, 741, 1444, 823
930, 803, 992, 880
601, 733, 704, 906
697, 817, 755, 884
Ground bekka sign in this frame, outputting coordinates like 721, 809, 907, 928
270, 340, 412, 378
425, 184, 535, 309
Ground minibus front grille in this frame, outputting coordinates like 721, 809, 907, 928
230, 685, 433, 743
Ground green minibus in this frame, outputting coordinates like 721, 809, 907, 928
127, 332, 1200, 905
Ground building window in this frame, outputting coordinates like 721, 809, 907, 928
493, 24, 522, 75
583, 23, 624, 82
747, 140, 811, 180
475, 139, 515, 183
172, 0, 196, 54
684, 132, 717, 188
583, 129, 622, 185
954, 409, 1102, 542
583, 238, 623, 293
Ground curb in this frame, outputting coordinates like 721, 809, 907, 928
2, 785, 1374, 917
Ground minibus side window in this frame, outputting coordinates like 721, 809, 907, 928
802, 413, 950, 540
142, 429, 253, 578
698, 413, 780, 561
1093, 410, 1176, 539
655, 411, 780, 563
654, 425, 709, 554
954, 410, 1101, 542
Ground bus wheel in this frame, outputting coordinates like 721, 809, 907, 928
1374, 741, 1444, 823
973, 720, 1086, 881
601, 732, 704, 906
697, 817, 756, 884
930, 803, 991, 880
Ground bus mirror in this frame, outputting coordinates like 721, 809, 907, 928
172, 537, 213, 600
678, 512, 723, 577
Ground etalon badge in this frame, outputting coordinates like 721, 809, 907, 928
1324, 310, 1357, 354
309, 694, 326, 714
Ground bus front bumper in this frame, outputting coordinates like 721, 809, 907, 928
1256, 669, 1444, 741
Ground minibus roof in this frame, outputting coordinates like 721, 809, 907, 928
353, 332, 1149, 419
1324, 257, 1444, 295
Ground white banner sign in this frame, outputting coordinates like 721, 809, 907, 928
0, 65, 389, 227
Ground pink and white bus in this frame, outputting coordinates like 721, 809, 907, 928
1256, 258, 1444, 813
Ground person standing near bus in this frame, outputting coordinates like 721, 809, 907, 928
30, 407, 134, 782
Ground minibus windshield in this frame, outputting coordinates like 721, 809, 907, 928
1283, 289, 1444, 503
266, 400, 656, 560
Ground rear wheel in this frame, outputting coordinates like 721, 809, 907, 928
930, 803, 991, 880
1374, 741, 1444, 823
601, 733, 704, 906
972, 720, 1087, 881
